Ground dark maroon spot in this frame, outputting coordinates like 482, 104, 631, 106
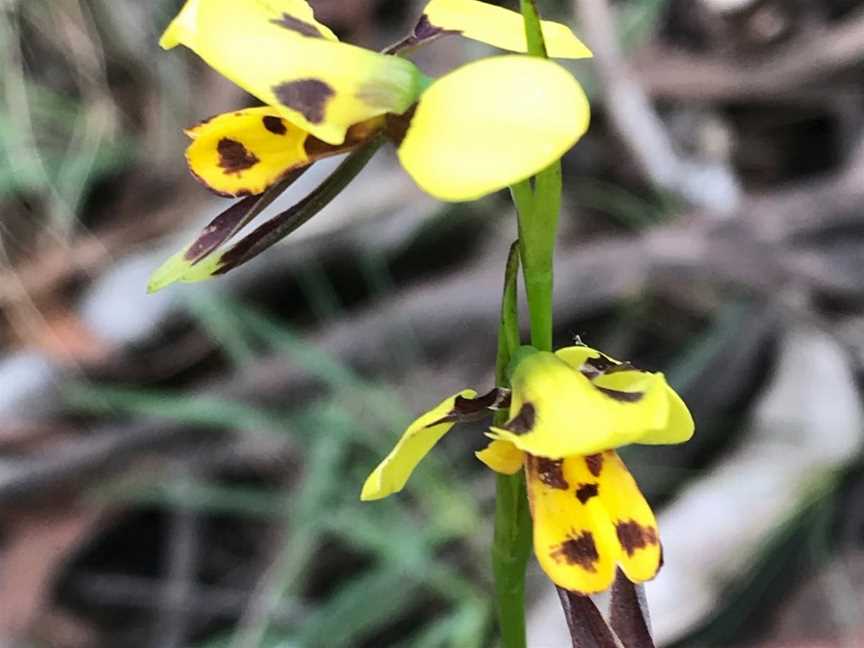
551, 531, 599, 571
581, 354, 638, 380
384, 105, 417, 147
585, 454, 604, 477
616, 520, 659, 556
414, 14, 446, 40
425, 387, 511, 428
455, 387, 510, 415
217, 138, 259, 175
382, 14, 461, 55
506, 403, 536, 435
594, 385, 644, 403
270, 13, 323, 38
535, 458, 569, 490
262, 115, 288, 135
576, 483, 599, 504
580, 354, 618, 379
272, 79, 334, 124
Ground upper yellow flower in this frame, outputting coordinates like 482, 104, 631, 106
159, 0, 592, 202
362, 344, 694, 594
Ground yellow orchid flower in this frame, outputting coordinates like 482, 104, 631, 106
160, 0, 592, 202
362, 344, 694, 594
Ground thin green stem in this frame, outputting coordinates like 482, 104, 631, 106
492, 472, 532, 648
492, 4, 561, 646
492, 242, 531, 648
513, 0, 561, 352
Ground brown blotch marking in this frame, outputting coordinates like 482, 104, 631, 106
270, 13, 323, 38
535, 458, 569, 490
616, 520, 659, 556
424, 387, 511, 428
581, 354, 618, 379
217, 138, 259, 175
585, 454, 603, 477
550, 531, 599, 572
581, 354, 638, 380
575, 483, 599, 504
262, 115, 288, 135
272, 79, 334, 124
383, 14, 460, 55
414, 14, 447, 40
506, 403, 536, 435
594, 385, 644, 403
384, 105, 417, 147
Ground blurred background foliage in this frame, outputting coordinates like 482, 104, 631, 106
1, 0, 864, 646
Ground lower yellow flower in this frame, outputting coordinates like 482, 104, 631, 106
361, 344, 694, 594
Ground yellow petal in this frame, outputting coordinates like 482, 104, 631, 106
361, 389, 477, 501
476, 439, 524, 474
556, 345, 695, 446
489, 351, 669, 458
527, 454, 618, 593
161, 0, 424, 145
397, 55, 589, 201
160, 0, 339, 48
593, 451, 662, 583
421, 0, 592, 59
643, 384, 695, 445
184, 108, 384, 197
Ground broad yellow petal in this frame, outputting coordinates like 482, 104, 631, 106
640, 384, 695, 445
556, 345, 695, 446
397, 55, 589, 201
160, 0, 339, 47
161, 0, 425, 144
592, 451, 662, 583
421, 0, 592, 59
490, 351, 669, 458
184, 108, 384, 196
361, 390, 477, 501
476, 439, 524, 474
527, 454, 618, 593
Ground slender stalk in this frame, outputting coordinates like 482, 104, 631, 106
513, 0, 562, 352
492, 471, 532, 648
492, 243, 531, 648
492, 3, 564, 646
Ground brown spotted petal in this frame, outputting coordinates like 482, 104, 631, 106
527, 454, 619, 593
526, 451, 662, 595
184, 108, 384, 198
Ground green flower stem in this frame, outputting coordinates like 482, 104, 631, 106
492, 242, 532, 648
513, 0, 561, 353
492, 472, 532, 648
492, 4, 562, 647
